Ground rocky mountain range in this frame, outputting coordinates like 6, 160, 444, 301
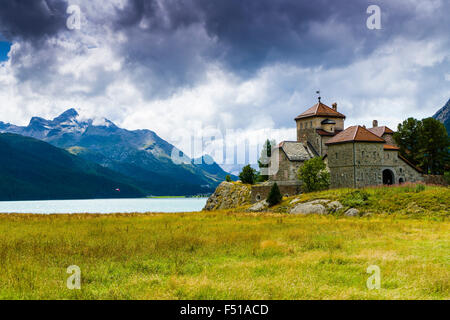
0, 109, 235, 196
433, 98, 450, 135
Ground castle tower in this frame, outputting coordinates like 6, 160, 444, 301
294, 101, 346, 156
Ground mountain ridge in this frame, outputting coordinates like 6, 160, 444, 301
433, 98, 450, 135
0, 109, 234, 196
0, 133, 145, 201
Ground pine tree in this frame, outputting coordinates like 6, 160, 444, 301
239, 165, 257, 184
267, 183, 282, 206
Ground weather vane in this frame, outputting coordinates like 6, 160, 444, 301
316, 90, 321, 103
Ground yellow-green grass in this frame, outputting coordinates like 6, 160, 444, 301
0, 209, 448, 299
273, 184, 449, 218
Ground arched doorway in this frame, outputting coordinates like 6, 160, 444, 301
399, 178, 404, 184
382, 169, 394, 185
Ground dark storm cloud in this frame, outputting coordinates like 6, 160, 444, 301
113, 0, 450, 76
0, 0, 68, 42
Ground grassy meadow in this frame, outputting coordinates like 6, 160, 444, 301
0, 184, 448, 300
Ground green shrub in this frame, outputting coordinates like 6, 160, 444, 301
239, 165, 257, 185
225, 175, 232, 182
415, 184, 426, 193
297, 157, 330, 192
342, 190, 370, 207
267, 183, 282, 207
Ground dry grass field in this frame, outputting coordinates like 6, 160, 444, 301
0, 185, 448, 300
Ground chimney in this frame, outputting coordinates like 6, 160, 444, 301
372, 120, 378, 128
332, 103, 337, 111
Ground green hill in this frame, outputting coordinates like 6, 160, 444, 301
0, 133, 145, 201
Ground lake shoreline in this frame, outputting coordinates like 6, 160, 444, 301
0, 198, 208, 214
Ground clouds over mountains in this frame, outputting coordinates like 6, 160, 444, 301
0, 0, 449, 159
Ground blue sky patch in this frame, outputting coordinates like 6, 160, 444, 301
0, 41, 12, 62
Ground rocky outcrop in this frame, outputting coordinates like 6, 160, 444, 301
203, 182, 251, 211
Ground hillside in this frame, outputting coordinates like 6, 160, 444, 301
0, 133, 144, 201
205, 182, 449, 218
433, 98, 450, 134
0, 109, 234, 195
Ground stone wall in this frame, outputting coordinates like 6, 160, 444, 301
251, 182, 302, 203
319, 135, 333, 158
423, 175, 449, 186
328, 142, 423, 188
270, 148, 304, 182
327, 142, 356, 188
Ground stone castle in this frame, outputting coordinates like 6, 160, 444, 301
251, 99, 424, 202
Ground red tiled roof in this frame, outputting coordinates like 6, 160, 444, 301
383, 144, 400, 150
316, 129, 335, 136
295, 102, 346, 120
316, 129, 342, 137
325, 126, 385, 145
368, 126, 395, 137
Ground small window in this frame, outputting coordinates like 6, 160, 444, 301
362, 151, 365, 158
256, 194, 261, 201
400, 168, 403, 173
300, 123, 303, 129
335, 153, 338, 159
310, 121, 313, 127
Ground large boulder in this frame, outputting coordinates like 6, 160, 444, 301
345, 208, 360, 217
290, 202, 327, 215
328, 201, 344, 212
247, 200, 269, 212
203, 182, 251, 211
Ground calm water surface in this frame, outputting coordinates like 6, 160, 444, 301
0, 198, 208, 214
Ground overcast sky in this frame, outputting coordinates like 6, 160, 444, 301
0, 0, 449, 162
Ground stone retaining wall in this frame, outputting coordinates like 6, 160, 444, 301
251, 182, 302, 203
423, 175, 449, 186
